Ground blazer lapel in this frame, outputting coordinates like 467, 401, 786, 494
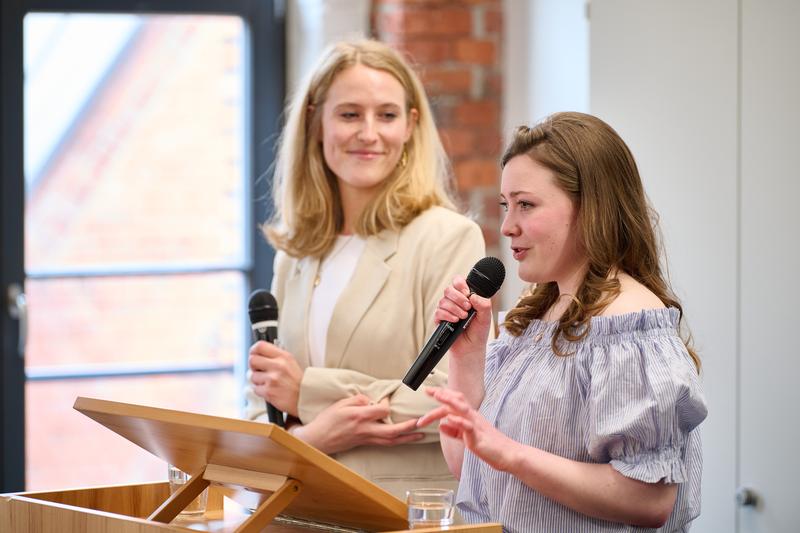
283, 255, 320, 369
326, 229, 398, 368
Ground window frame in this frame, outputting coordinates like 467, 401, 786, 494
0, 0, 283, 492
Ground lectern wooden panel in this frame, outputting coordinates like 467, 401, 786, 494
0, 397, 502, 532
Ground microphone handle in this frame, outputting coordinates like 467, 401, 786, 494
253, 322, 286, 428
402, 308, 477, 390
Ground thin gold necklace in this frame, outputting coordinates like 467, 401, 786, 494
314, 235, 355, 287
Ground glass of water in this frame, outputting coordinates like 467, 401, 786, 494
167, 464, 208, 516
406, 488, 454, 529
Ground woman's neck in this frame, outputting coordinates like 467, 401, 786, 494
555, 262, 588, 300
338, 184, 379, 235
545, 262, 589, 321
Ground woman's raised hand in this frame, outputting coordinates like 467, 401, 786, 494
418, 387, 521, 473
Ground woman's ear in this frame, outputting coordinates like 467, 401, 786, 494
307, 104, 320, 138
405, 108, 419, 141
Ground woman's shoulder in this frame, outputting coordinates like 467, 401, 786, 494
271, 249, 302, 282
413, 205, 476, 223
599, 272, 665, 318
404, 205, 482, 237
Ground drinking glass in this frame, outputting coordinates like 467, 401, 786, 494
167, 464, 208, 516
406, 488, 454, 529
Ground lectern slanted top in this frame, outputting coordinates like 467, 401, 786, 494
73, 396, 408, 531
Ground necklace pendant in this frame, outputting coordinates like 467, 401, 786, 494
314, 274, 321, 287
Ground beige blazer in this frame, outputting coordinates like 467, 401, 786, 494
245, 206, 486, 497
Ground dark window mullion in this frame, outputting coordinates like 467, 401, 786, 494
26, 360, 234, 381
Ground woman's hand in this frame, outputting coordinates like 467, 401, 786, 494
435, 275, 493, 361
248, 341, 303, 417
293, 394, 425, 455
418, 387, 521, 473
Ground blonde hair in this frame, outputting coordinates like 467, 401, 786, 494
265, 39, 456, 258
501, 112, 700, 372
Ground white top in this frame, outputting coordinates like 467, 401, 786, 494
307, 235, 366, 368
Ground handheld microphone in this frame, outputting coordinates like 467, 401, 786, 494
248, 289, 285, 427
403, 257, 506, 391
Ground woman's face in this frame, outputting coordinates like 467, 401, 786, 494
500, 155, 585, 286
320, 63, 417, 199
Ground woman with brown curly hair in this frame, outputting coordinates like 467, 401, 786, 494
419, 112, 706, 531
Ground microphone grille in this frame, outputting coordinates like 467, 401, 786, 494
466, 256, 506, 298
248, 289, 278, 322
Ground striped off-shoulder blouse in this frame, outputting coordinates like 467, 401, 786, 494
458, 308, 707, 533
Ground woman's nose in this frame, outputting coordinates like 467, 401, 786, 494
356, 116, 378, 143
501, 213, 519, 237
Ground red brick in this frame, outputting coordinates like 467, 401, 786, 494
430, 98, 456, 128
396, 40, 453, 64
484, 72, 503, 97
439, 127, 477, 158
485, 8, 503, 33
483, 188, 502, 220
454, 100, 499, 127
420, 66, 472, 95
482, 225, 500, 248
378, 8, 472, 37
475, 127, 503, 155
454, 39, 496, 65
454, 158, 499, 188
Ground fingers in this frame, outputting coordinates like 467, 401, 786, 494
416, 405, 450, 427
248, 341, 287, 371
434, 275, 493, 327
356, 401, 392, 420
433, 276, 471, 323
335, 394, 372, 407
363, 418, 425, 444
366, 432, 426, 447
425, 387, 472, 416
249, 344, 304, 385
451, 275, 470, 293
468, 293, 492, 314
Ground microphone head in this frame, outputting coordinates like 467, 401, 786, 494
466, 256, 505, 298
248, 289, 278, 323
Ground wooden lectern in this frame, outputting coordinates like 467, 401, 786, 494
0, 397, 501, 532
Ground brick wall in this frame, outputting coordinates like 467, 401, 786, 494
372, 0, 503, 256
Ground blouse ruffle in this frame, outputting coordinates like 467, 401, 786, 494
484, 307, 706, 484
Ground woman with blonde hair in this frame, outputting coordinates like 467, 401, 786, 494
420, 112, 707, 531
244, 39, 485, 497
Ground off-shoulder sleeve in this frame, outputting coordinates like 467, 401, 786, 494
584, 331, 707, 484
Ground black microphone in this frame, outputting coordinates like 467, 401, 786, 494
403, 257, 506, 391
248, 289, 285, 427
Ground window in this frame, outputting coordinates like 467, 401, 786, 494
1, 0, 282, 492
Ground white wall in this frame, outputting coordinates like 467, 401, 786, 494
501, 0, 588, 310
590, 2, 738, 530
285, 0, 370, 95
589, 1, 800, 532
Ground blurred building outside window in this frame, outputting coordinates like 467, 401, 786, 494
23, 13, 248, 490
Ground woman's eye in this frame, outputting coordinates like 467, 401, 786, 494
340, 112, 358, 119
518, 201, 534, 210
380, 112, 398, 120
499, 201, 508, 212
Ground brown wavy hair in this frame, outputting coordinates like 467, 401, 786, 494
264, 39, 456, 258
501, 112, 700, 371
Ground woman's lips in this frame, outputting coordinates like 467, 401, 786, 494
348, 150, 383, 160
512, 247, 528, 260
